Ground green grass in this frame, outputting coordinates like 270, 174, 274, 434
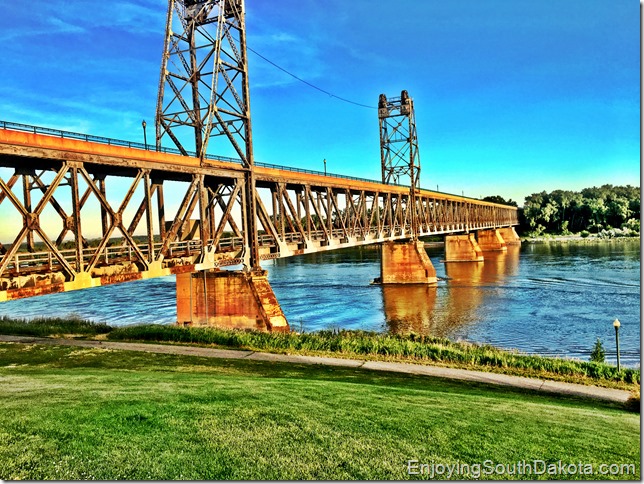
0, 342, 639, 480
107, 324, 641, 389
0, 315, 112, 338
0, 317, 639, 389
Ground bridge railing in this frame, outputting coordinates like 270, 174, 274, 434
0, 120, 242, 163
0, 120, 404, 188
2, 120, 526, 205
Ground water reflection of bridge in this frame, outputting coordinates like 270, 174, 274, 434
384, 246, 521, 336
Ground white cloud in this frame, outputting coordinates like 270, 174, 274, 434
247, 30, 325, 90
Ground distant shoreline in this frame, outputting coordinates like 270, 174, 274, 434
422, 234, 640, 247
521, 234, 640, 244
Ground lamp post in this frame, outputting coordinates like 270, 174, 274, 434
323, 158, 327, 176
613, 318, 621, 371
142, 120, 148, 150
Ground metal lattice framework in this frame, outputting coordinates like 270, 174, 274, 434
0, 125, 518, 301
378, 91, 421, 188
156, 0, 251, 162
378, 90, 422, 238
156, 0, 259, 270
0, 0, 520, 302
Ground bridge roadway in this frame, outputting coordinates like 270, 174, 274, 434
0, 123, 518, 316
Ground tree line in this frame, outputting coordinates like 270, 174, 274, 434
484, 184, 641, 236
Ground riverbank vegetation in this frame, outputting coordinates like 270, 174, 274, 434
0, 342, 639, 480
0, 317, 638, 390
519, 185, 640, 237
106, 325, 640, 389
0, 315, 111, 338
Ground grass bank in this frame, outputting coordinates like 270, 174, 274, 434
0, 315, 111, 338
106, 324, 640, 390
0, 342, 639, 480
0, 317, 639, 390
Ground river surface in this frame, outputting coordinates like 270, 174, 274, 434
1, 239, 640, 367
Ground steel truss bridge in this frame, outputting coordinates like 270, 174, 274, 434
0, 0, 519, 332
0, 122, 517, 301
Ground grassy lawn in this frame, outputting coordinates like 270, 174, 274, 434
0, 342, 639, 480
1, 317, 639, 390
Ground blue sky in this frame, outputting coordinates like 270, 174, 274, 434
0, 0, 639, 204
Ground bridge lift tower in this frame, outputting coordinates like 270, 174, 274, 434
377, 91, 435, 284
378, 90, 422, 238
155, 0, 260, 271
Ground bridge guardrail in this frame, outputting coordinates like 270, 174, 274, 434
0, 120, 408, 189
0, 120, 522, 206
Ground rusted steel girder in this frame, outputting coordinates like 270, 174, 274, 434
0, 127, 518, 301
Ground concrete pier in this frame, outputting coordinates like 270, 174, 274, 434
380, 240, 437, 284
498, 226, 521, 245
477, 229, 508, 252
444, 234, 484, 262
176, 270, 289, 332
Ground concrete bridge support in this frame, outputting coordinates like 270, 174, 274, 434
477, 229, 508, 252
176, 270, 289, 332
380, 240, 437, 284
444, 234, 484, 262
498, 227, 521, 245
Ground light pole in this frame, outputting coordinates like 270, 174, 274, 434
323, 158, 327, 176
613, 318, 621, 371
142, 120, 148, 150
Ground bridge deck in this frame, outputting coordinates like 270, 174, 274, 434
0, 124, 518, 300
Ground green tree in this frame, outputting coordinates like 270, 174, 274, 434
523, 192, 547, 229
606, 197, 631, 229
539, 200, 560, 232
520, 185, 640, 235
590, 339, 606, 363
583, 198, 607, 231
482, 195, 518, 207
550, 190, 574, 232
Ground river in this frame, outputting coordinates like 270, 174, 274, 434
0, 239, 640, 367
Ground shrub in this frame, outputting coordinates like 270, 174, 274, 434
590, 339, 605, 363
625, 389, 640, 413
580, 230, 590, 238
560, 221, 571, 235
622, 218, 640, 233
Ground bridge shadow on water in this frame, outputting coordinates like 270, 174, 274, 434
384, 246, 521, 337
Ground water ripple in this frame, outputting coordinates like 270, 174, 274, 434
0, 241, 639, 367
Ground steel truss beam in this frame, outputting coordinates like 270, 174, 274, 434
0, 130, 518, 300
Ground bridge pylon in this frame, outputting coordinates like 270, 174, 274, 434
377, 91, 436, 284
176, 270, 288, 332
156, 0, 279, 330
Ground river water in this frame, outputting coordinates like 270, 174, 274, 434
0, 239, 640, 367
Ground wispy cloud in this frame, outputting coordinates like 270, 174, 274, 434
247, 30, 325, 90
0, 85, 149, 140
0, 1, 165, 42
0, 13, 85, 42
